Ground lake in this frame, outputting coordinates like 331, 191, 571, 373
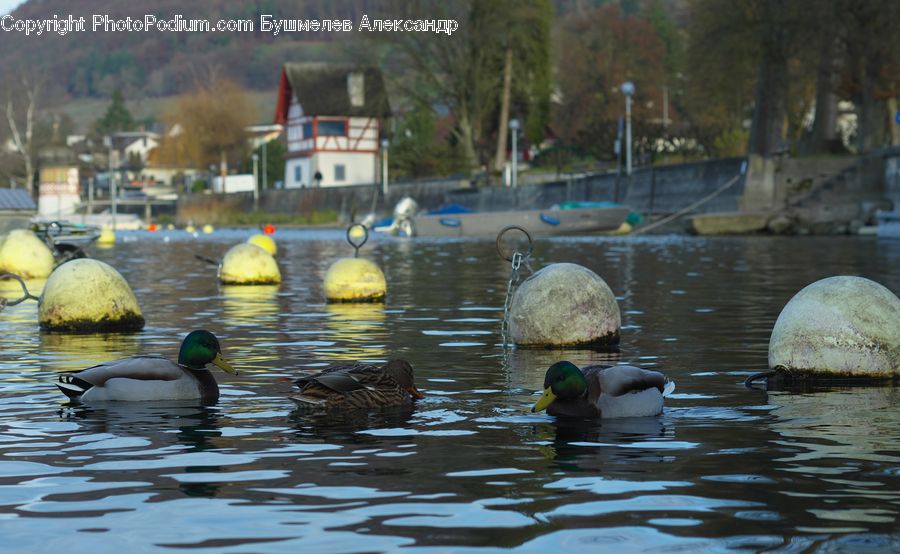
1, 230, 899, 553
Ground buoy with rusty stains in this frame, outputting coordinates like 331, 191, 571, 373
38, 258, 144, 332
0, 229, 55, 279
768, 276, 900, 381
219, 243, 281, 285
323, 258, 386, 303
508, 262, 620, 348
247, 234, 277, 257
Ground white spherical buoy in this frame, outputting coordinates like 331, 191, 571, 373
769, 276, 900, 379
0, 229, 55, 279
219, 243, 281, 285
39, 259, 144, 332
323, 258, 386, 303
509, 262, 620, 348
247, 234, 277, 257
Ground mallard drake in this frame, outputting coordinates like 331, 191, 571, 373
291, 359, 424, 410
532, 361, 674, 418
56, 330, 236, 402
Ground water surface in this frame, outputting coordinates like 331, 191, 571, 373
1, 231, 899, 552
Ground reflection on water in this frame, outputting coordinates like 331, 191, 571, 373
769, 387, 900, 466
320, 302, 387, 361
40, 333, 142, 373
0, 232, 898, 551
222, 285, 280, 326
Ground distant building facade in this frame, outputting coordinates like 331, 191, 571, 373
274, 63, 391, 188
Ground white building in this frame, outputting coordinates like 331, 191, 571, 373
274, 63, 391, 188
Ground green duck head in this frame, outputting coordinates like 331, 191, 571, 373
178, 330, 237, 374
532, 361, 587, 412
383, 359, 425, 399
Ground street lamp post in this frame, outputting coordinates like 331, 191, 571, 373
381, 138, 389, 197
620, 82, 635, 176
252, 153, 259, 212
104, 136, 118, 231
509, 118, 520, 188
261, 141, 268, 191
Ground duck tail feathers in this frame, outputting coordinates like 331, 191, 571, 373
57, 375, 93, 400
662, 379, 675, 397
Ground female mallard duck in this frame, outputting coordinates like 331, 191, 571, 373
291, 359, 424, 410
56, 330, 236, 403
532, 361, 675, 418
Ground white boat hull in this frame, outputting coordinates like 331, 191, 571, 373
405, 207, 630, 237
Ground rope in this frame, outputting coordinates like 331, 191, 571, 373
632, 173, 743, 235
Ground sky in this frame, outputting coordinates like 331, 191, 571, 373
0, 0, 23, 15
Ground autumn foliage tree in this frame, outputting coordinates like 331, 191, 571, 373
156, 79, 255, 176
553, 4, 668, 161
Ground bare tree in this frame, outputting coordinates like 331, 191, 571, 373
3, 74, 41, 194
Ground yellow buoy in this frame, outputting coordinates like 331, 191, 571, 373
247, 234, 277, 257
202, 224, 214, 234
185, 225, 196, 234
0, 229, 55, 279
38, 258, 144, 332
219, 243, 281, 285
348, 225, 367, 240
97, 228, 116, 246
166, 224, 175, 231
323, 257, 386, 303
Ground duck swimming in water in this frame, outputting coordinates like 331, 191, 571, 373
291, 359, 424, 410
532, 361, 674, 418
56, 330, 236, 403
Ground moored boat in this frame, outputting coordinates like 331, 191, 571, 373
375, 198, 630, 238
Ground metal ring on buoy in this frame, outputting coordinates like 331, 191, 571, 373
346, 224, 369, 257
496, 225, 533, 262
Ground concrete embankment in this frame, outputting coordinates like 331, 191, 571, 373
178, 158, 746, 226
177, 151, 899, 235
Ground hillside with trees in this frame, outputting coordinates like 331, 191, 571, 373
1, 0, 898, 190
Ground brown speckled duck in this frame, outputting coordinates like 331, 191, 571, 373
291, 359, 424, 410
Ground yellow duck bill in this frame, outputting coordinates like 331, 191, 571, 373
532, 387, 557, 412
212, 352, 237, 375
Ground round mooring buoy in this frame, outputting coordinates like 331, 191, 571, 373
508, 262, 621, 348
219, 243, 281, 285
247, 234, 277, 257
97, 228, 116, 246
38, 258, 144, 332
323, 257, 386, 303
768, 276, 900, 380
0, 229, 55, 279
202, 224, 214, 234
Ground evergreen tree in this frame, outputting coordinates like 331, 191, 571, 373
94, 89, 135, 137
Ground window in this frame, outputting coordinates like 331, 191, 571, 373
294, 165, 302, 185
334, 164, 346, 182
302, 123, 313, 139
318, 120, 347, 136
